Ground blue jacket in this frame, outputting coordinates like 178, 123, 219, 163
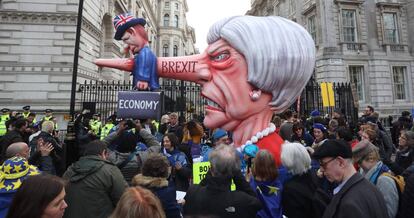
133, 46, 159, 90
0, 192, 14, 218
250, 178, 283, 218
162, 148, 191, 191
132, 174, 182, 218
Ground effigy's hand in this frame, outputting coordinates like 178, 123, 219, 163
136, 81, 148, 90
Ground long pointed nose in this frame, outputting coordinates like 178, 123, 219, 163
157, 53, 211, 84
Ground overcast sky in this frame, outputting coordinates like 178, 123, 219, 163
186, 0, 251, 51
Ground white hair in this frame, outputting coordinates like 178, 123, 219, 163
41, 120, 54, 133
207, 16, 316, 113
281, 142, 312, 175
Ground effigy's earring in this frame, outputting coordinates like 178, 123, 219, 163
249, 90, 261, 101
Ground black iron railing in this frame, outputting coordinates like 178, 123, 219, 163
77, 79, 358, 125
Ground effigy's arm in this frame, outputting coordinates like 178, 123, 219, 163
94, 58, 134, 72
95, 54, 208, 83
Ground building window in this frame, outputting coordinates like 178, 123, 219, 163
163, 44, 169, 57
349, 66, 365, 101
163, 14, 169, 26
165, 1, 170, 8
174, 15, 179, 28
175, 3, 179, 10
383, 12, 399, 44
173, 45, 178, 56
308, 15, 316, 42
392, 66, 407, 100
342, 9, 357, 42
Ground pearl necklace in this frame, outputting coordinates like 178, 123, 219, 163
237, 123, 276, 152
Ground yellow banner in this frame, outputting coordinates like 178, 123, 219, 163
192, 162, 211, 184
192, 161, 235, 190
321, 82, 335, 107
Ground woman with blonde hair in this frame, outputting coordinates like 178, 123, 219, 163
110, 186, 166, 218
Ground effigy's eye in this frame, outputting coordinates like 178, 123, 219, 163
211, 51, 230, 62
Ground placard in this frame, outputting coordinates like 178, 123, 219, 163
117, 91, 161, 119
193, 162, 211, 184
192, 161, 235, 191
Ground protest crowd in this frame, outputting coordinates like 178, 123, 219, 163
0, 104, 414, 218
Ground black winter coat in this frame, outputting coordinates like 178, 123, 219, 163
322, 173, 388, 218
399, 173, 414, 218
282, 171, 330, 218
390, 147, 414, 175
0, 130, 25, 162
183, 171, 262, 218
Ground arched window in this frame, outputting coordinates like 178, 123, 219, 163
173, 45, 178, 56
163, 14, 169, 26
174, 15, 179, 28
163, 44, 169, 57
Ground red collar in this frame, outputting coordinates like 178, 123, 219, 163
256, 132, 283, 166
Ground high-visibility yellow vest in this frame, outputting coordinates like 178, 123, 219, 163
152, 120, 159, 132
89, 119, 102, 136
100, 123, 114, 140
0, 114, 10, 136
23, 112, 37, 124
42, 116, 57, 130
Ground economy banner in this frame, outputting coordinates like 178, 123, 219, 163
117, 91, 161, 119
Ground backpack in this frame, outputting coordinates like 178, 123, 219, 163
381, 172, 405, 196
381, 172, 405, 218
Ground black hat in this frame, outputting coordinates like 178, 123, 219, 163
93, 113, 101, 117
1, 108, 10, 113
312, 139, 352, 159
22, 105, 30, 111
45, 109, 53, 113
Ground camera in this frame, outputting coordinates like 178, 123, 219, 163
125, 119, 136, 130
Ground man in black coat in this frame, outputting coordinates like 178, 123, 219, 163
184, 144, 262, 218
313, 139, 388, 218
0, 118, 28, 163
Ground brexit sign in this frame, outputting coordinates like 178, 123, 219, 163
117, 91, 161, 119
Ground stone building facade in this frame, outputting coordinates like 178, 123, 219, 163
0, 0, 196, 128
248, 0, 414, 119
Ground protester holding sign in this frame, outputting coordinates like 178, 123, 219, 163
184, 145, 262, 217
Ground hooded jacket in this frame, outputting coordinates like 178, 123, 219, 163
184, 171, 262, 218
132, 174, 182, 218
63, 155, 127, 218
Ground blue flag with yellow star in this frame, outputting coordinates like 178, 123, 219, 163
250, 178, 283, 218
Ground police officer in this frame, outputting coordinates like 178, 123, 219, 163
89, 113, 102, 138
42, 109, 57, 130
100, 115, 115, 140
22, 105, 36, 124
0, 108, 11, 137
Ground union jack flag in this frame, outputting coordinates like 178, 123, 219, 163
113, 13, 134, 29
